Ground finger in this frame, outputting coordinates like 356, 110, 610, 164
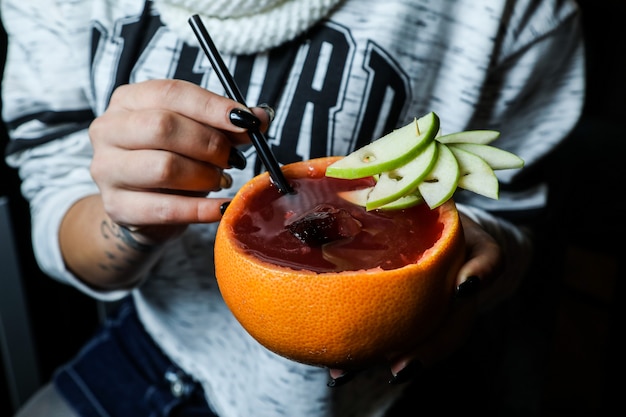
109, 79, 255, 134
328, 368, 345, 379
457, 236, 502, 287
251, 104, 274, 133
104, 189, 230, 226
326, 368, 358, 388
457, 214, 504, 286
90, 108, 236, 169
91, 147, 229, 194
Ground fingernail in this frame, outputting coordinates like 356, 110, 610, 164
220, 202, 230, 215
228, 147, 247, 170
327, 371, 357, 388
257, 103, 275, 123
389, 361, 423, 385
229, 108, 260, 130
455, 276, 481, 298
219, 172, 233, 189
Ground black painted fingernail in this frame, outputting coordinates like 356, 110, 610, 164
228, 147, 247, 170
389, 361, 423, 385
219, 202, 230, 215
327, 371, 357, 388
229, 108, 260, 130
455, 276, 481, 298
257, 103, 275, 123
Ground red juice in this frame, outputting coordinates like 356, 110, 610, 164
231, 175, 443, 273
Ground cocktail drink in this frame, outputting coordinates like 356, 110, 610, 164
214, 113, 523, 369
231, 159, 450, 273
215, 157, 464, 369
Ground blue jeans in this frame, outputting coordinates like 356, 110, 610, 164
53, 297, 216, 417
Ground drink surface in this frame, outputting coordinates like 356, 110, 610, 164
232, 175, 442, 273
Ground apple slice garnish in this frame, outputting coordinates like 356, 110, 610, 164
365, 140, 438, 210
448, 146, 499, 199
325, 112, 439, 179
447, 143, 524, 170
330, 112, 524, 210
337, 187, 424, 211
416, 142, 460, 209
377, 192, 424, 210
435, 130, 500, 145
337, 187, 372, 207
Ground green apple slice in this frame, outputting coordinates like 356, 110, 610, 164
327, 112, 524, 211
365, 140, 438, 210
448, 143, 524, 170
436, 130, 500, 145
417, 142, 460, 209
449, 146, 499, 199
325, 112, 440, 179
337, 187, 424, 210
337, 187, 372, 206
377, 192, 424, 210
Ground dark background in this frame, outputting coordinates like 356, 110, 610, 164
2, 0, 625, 415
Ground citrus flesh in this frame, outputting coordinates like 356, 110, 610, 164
214, 156, 465, 369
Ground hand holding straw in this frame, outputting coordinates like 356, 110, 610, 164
188, 14, 294, 195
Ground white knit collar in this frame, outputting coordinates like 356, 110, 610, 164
151, 0, 344, 55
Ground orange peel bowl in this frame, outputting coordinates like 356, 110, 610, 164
214, 157, 465, 369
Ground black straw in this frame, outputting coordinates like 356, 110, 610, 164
188, 14, 294, 194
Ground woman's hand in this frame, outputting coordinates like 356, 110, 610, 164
384, 212, 505, 381
88, 78, 268, 243
328, 212, 506, 386
60, 79, 271, 288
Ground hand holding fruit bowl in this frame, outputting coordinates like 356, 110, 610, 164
214, 112, 523, 371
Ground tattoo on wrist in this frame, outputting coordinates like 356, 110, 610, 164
117, 225, 158, 252
101, 220, 158, 253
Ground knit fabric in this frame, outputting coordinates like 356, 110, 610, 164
152, 0, 344, 54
